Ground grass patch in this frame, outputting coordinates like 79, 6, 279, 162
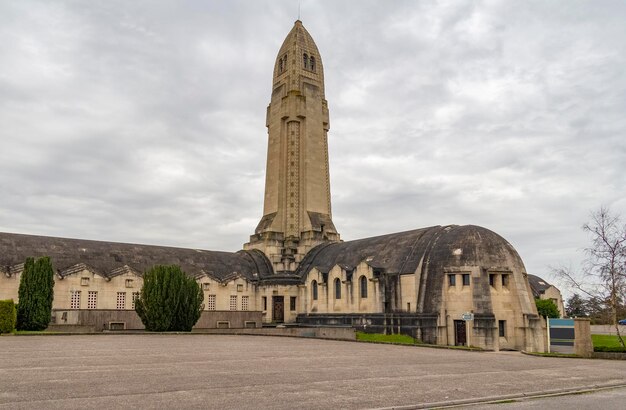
11, 330, 61, 335
592, 334, 626, 352
356, 332, 417, 345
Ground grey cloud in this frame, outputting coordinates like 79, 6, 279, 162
1, 1, 626, 298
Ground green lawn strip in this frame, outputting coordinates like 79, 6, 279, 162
355, 332, 483, 351
356, 332, 416, 344
591, 334, 626, 352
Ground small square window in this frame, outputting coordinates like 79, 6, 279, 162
502, 274, 509, 288
499, 320, 506, 337
237, 284, 243, 292
489, 274, 496, 287
87, 291, 98, 309
290, 296, 297, 311
116, 292, 126, 310
125, 279, 133, 288
448, 274, 456, 286
203, 283, 210, 291
207, 295, 216, 311
81, 277, 89, 286
462, 274, 470, 286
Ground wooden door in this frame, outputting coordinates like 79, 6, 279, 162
454, 320, 467, 346
272, 296, 284, 323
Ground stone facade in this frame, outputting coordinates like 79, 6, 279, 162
528, 274, 565, 317
0, 20, 553, 352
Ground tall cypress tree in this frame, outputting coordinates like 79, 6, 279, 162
17, 256, 55, 331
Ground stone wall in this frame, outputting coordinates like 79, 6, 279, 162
52, 309, 263, 331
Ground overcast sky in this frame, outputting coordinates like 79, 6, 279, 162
1, 1, 625, 295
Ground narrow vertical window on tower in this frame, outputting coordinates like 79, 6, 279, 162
303, 53, 308, 69
311, 280, 318, 300
310, 55, 316, 72
279, 58, 283, 72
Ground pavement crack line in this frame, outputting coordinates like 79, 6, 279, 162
373, 381, 626, 410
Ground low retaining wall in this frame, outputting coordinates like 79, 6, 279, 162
297, 313, 438, 343
192, 327, 356, 341
51, 309, 263, 331
592, 352, 626, 360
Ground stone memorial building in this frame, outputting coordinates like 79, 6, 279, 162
0, 21, 546, 351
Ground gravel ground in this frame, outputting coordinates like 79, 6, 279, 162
1, 334, 625, 409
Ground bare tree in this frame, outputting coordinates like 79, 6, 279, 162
554, 206, 626, 348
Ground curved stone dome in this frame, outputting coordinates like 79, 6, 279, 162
297, 224, 536, 316
416, 225, 534, 315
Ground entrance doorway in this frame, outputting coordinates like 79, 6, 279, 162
454, 320, 467, 346
272, 296, 284, 323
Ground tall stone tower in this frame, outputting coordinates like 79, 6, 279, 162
245, 20, 340, 273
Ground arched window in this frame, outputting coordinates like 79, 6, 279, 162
310, 56, 316, 72
334, 278, 341, 300
283, 53, 287, 68
311, 280, 318, 301
303, 53, 308, 69
360, 275, 368, 299
279, 58, 283, 72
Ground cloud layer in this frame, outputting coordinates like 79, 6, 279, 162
2, 1, 625, 294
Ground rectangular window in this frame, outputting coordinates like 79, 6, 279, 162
462, 274, 470, 286
70, 290, 81, 309
489, 274, 496, 287
131, 292, 140, 309
242, 295, 249, 311
262, 296, 267, 311
125, 279, 134, 288
448, 274, 456, 286
290, 296, 296, 311
499, 320, 506, 337
230, 295, 237, 311
207, 294, 216, 311
202, 283, 210, 291
87, 291, 98, 309
81, 277, 89, 286
116, 292, 126, 310
502, 274, 509, 288
407, 302, 411, 312
237, 284, 244, 292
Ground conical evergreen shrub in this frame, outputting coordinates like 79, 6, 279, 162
16, 256, 55, 331
135, 265, 204, 331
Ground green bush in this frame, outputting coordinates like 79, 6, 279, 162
16, 256, 55, 331
0, 300, 17, 334
535, 298, 560, 319
135, 265, 204, 331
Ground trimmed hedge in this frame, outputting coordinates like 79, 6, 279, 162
0, 300, 17, 334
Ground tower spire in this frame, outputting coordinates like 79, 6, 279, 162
244, 21, 340, 273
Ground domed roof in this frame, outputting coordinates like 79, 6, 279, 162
297, 224, 525, 275
297, 224, 533, 314
273, 20, 325, 94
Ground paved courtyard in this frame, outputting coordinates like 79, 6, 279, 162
1, 335, 625, 409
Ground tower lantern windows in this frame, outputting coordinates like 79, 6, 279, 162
310, 56, 316, 72
303, 53, 308, 68
279, 58, 283, 72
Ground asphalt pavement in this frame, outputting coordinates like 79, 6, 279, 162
1, 335, 625, 409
